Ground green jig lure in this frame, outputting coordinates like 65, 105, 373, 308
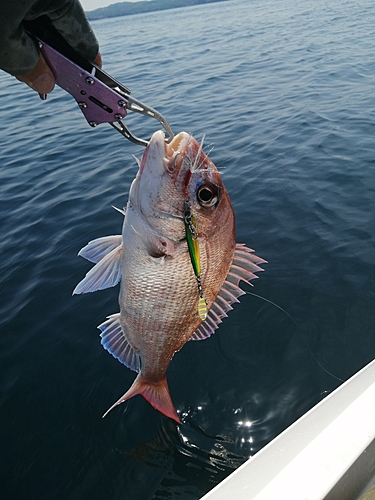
184, 198, 208, 321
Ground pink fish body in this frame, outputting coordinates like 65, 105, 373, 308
74, 131, 266, 423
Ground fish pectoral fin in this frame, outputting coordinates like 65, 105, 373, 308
102, 374, 180, 423
190, 243, 267, 341
78, 235, 122, 263
144, 234, 175, 258
98, 313, 140, 372
73, 244, 123, 294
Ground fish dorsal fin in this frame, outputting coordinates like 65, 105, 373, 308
78, 235, 122, 263
98, 313, 140, 372
73, 243, 123, 294
190, 244, 266, 341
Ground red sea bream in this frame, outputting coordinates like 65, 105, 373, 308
73, 131, 266, 423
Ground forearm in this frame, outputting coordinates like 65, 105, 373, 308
0, 0, 99, 76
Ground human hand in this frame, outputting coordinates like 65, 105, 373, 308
16, 51, 103, 95
0, 0, 102, 95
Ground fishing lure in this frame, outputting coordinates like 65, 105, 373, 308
184, 197, 208, 321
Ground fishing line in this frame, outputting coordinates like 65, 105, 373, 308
245, 291, 344, 383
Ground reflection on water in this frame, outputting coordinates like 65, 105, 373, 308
114, 421, 245, 499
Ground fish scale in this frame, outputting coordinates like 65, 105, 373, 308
119, 254, 198, 364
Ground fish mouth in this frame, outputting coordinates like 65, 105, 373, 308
137, 131, 189, 173
164, 132, 188, 161
164, 131, 206, 199
130, 131, 190, 223
137, 130, 190, 181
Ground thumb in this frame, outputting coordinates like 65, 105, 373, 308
16, 53, 55, 94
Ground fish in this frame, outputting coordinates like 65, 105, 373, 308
73, 130, 266, 423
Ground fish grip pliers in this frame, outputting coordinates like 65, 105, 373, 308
25, 17, 174, 147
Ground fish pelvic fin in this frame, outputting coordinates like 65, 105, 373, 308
102, 373, 180, 424
73, 243, 122, 295
78, 235, 122, 263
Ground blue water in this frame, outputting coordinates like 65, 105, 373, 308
1, 0, 375, 498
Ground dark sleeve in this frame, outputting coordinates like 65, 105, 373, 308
0, 0, 99, 76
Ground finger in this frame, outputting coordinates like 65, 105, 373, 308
16, 53, 55, 94
93, 51, 102, 68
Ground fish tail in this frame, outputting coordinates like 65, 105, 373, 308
102, 373, 180, 423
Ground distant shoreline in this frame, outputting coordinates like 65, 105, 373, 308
87, 0, 229, 21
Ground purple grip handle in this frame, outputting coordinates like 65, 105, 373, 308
40, 41, 127, 126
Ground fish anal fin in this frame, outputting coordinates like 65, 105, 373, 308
73, 244, 122, 294
102, 374, 180, 423
98, 313, 140, 372
190, 243, 266, 341
78, 235, 122, 263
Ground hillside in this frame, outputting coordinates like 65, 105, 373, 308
87, 0, 229, 20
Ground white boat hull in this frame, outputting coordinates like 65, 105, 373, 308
201, 359, 375, 500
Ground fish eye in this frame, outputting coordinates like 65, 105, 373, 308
196, 183, 219, 208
